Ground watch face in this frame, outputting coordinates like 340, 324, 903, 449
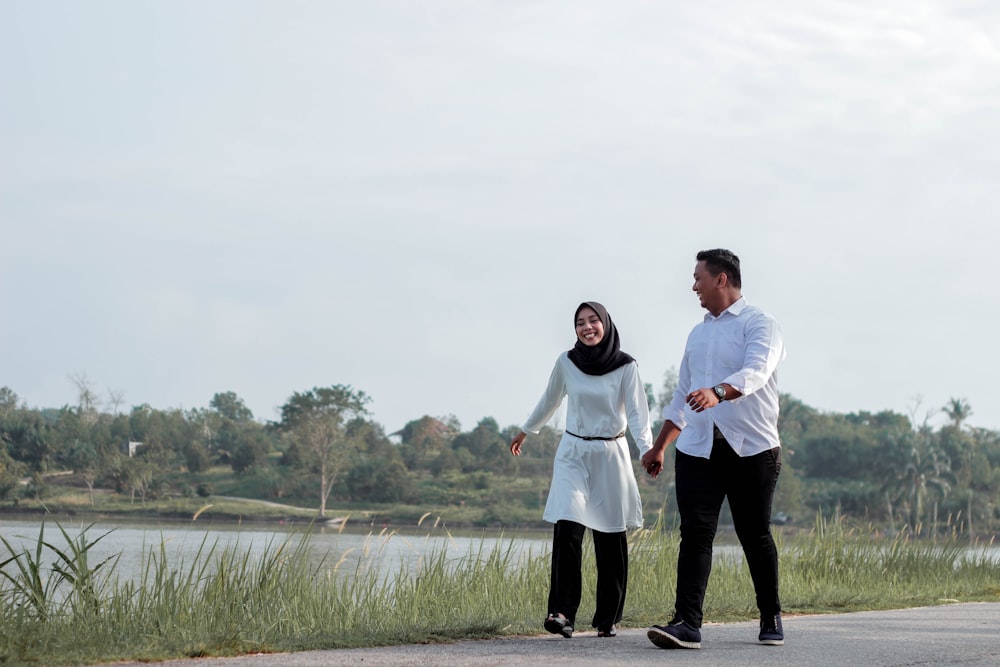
714, 386, 725, 399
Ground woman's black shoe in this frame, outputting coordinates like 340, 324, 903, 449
544, 613, 574, 638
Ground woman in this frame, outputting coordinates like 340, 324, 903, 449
510, 301, 652, 638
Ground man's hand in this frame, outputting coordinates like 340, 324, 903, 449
687, 387, 721, 413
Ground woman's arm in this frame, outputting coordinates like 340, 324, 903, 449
511, 355, 567, 455
622, 362, 653, 457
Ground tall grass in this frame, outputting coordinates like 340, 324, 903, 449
777, 514, 1000, 614
2, 514, 999, 666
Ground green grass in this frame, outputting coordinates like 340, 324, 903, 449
1, 513, 999, 666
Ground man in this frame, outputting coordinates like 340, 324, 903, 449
641, 248, 786, 649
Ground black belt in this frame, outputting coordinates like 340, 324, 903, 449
713, 425, 726, 441
566, 429, 625, 441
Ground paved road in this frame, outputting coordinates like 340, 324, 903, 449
105, 602, 1000, 667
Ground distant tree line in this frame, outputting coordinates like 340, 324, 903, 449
1, 378, 998, 535
775, 395, 1000, 536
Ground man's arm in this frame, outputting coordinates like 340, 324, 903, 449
724, 313, 785, 398
686, 382, 743, 412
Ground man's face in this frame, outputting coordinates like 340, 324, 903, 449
692, 260, 723, 313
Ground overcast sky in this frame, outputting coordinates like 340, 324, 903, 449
2, 1, 998, 435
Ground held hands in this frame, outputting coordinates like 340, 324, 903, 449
642, 419, 681, 478
641, 449, 664, 479
510, 431, 527, 456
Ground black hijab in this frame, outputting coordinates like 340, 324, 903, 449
567, 301, 635, 376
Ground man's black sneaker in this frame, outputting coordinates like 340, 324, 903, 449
759, 612, 784, 646
647, 618, 702, 649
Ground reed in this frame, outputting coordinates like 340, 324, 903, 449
1, 515, 998, 667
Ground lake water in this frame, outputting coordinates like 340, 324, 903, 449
0, 517, 553, 584
3, 518, 997, 586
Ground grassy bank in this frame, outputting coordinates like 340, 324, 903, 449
2, 514, 999, 667
1, 483, 544, 529
2, 487, 324, 524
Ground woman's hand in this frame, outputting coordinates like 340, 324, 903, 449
510, 431, 527, 456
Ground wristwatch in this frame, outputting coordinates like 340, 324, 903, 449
713, 385, 726, 401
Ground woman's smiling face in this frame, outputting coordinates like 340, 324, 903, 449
575, 306, 605, 346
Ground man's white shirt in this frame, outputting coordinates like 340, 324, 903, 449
662, 297, 786, 459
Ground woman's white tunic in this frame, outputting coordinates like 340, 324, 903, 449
522, 353, 653, 532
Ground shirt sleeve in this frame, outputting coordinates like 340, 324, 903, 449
622, 362, 653, 457
722, 312, 786, 400
522, 356, 567, 434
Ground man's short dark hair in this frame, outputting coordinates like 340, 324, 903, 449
697, 248, 741, 288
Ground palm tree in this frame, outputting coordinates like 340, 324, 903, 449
942, 399, 976, 539
883, 424, 955, 536
943, 398, 972, 430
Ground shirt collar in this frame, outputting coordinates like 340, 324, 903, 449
704, 296, 748, 321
